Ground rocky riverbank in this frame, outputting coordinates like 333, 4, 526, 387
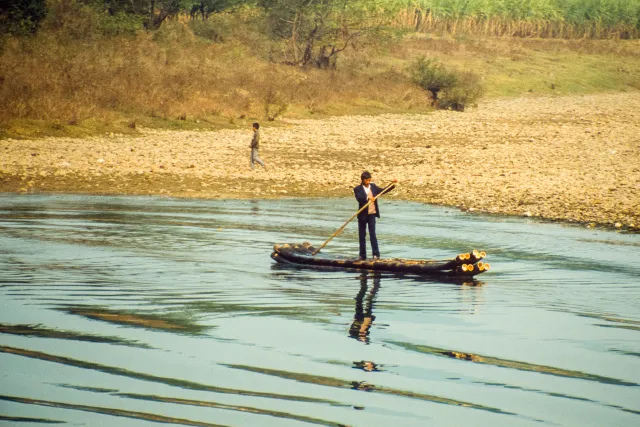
1, 92, 639, 231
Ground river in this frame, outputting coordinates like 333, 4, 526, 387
1, 194, 639, 426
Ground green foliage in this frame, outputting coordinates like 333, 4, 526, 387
82, 0, 240, 30
439, 71, 484, 111
0, 0, 48, 35
409, 56, 483, 111
188, 0, 244, 20
409, 56, 456, 98
408, 0, 640, 38
144, 0, 188, 29
29, 0, 141, 40
97, 0, 149, 16
409, 0, 640, 23
97, 11, 144, 35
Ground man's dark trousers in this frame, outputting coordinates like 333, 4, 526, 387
358, 214, 379, 259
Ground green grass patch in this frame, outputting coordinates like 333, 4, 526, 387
479, 51, 640, 97
397, 36, 640, 98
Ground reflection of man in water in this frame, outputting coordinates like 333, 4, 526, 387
349, 273, 381, 344
250, 199, 260, 215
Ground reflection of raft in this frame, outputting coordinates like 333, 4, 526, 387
271, 242, 490, 277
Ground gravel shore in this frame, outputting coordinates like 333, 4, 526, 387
2, 92, 639, 231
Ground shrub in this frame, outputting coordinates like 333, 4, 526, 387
409, 56, 483, 111
263, 85, 288, 121
439, 71, 484, 111
408, 56, 457, 104
97, 11, 144, 36
0, 0, 48, 36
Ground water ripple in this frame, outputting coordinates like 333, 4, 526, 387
2, 195, 639, 426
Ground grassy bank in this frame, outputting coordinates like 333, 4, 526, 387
1, 1, 639, 139
398, 34, 640, 97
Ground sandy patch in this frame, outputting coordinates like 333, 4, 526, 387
1, 92, 639, 231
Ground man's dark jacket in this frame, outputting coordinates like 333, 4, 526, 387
353, 183, 394, 220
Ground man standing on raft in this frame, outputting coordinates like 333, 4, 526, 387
353, 171, 397, 261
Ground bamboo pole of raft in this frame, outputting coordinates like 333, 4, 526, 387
311, 182, 398, 256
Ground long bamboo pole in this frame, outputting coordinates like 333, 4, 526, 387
312, 182, 397, 256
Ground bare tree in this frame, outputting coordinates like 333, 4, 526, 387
260, 0, 392, 69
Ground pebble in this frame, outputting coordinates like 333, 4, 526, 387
0, 93, 638, 230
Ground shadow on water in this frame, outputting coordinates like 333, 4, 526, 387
0, 346, 342, 406
0, 393, 347, 427
0, 323, 150, 348
57, 306, 210, 335
0, 414, 64, 424
0, 343, 349, 426
222, 361, 514, 415
0, 395, 234, 427
388, 340, 639, 387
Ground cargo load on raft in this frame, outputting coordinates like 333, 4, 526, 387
271, 242, 490, 277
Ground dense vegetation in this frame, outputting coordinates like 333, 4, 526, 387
404, 0, 640, 38
5, 0, 638, 39
1, 0, 639, 138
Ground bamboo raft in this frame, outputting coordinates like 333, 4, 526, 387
271, 242, 490, 277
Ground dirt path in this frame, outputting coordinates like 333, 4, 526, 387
2, 92, 639, 230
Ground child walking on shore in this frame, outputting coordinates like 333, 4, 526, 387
249, 122, 266, 170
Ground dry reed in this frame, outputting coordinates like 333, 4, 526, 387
0, 1, 427, 130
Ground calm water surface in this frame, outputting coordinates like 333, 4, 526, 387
1, 194, 639, 426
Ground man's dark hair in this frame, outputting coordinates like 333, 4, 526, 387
361, 171, 371, 180
253, 122, 260, 129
